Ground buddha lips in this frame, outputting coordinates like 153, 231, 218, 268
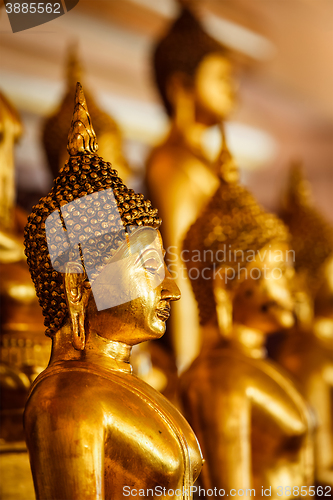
156, 301, 171, 321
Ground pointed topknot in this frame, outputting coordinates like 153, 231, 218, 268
67, 82, 98, 156
285, 161, 312, 208
280, 161, 333, 292
176, 0, 200, 10
216, 124, 239, 184
66, 42, 82, 88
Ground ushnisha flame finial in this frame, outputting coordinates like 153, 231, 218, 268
280, 162, 333, 292
66, 42, 82, 87
67, 82, 98, 156
284, 161, 312, 207
176, 0, 200, 9
216, 123, 240, 184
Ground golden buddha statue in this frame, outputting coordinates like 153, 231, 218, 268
147, 4, 236, 369
42, 45, 130, 183
41, 46, 175, 401
24, 83, 203, 499
274, 165, 333, 487
180, 146, 314, 497
0, 91, 48, 442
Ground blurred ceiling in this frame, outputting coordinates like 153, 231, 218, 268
0, 0, 332, 216
1, 0, 332, 117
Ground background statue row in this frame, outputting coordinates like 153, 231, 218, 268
0, 1, 331, 495
148, 4, 332, 491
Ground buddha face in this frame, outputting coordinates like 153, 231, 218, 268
86, 227, 180, 345
215, 242, 294, 334
233, 242, 294, 333
194, 53, 236, 125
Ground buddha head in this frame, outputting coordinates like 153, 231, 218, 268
183, 148, 294, 337
153, 5, 236, 126
42, 46, 129, 181
25, 83, 180, 351
280, 164, 333, 323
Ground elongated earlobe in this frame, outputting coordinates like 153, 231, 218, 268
167, 73, 195, 131
64, 262, 91, 351
214, 280, 233, 338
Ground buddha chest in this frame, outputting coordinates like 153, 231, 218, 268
25, 362, 202, 500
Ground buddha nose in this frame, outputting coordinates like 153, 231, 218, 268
161, 265, 181, 302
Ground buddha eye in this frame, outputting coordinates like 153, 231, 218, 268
142, 257, 160, 273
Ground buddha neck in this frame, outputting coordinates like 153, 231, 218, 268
200, 321, 222, 353
50, 324, 132, 373
168, 120, 211, 161
231, 323, 267, 359
200, 321, 267, 359
85, 330, 133, 373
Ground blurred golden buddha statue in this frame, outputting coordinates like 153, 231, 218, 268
180, 145, 314, 497
24, 83, 203, 499
0, 91, 48, 442
274, 165, 333, 487
42, 45, 130, 182
147, 4, 236, 369
0, 90, 24, 260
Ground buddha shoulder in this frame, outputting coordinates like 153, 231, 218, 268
181, 348, 309, 411
25, 363, 167, 417
147, 140, 210, 176
26, 363, 201, 443
25, 363, 203, 483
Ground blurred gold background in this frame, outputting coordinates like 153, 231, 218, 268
0, 0, 332, 216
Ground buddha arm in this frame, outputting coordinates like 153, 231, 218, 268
247, 380, 314, 486
308, 365, 333, 485
24, 385, 105, 500
182, 383, 252, 494
247, 384, 307, 436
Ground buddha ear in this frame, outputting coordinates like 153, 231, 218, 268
166, 72, 195, 125
64, 262, 91, 351
213, 272, 233, 338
